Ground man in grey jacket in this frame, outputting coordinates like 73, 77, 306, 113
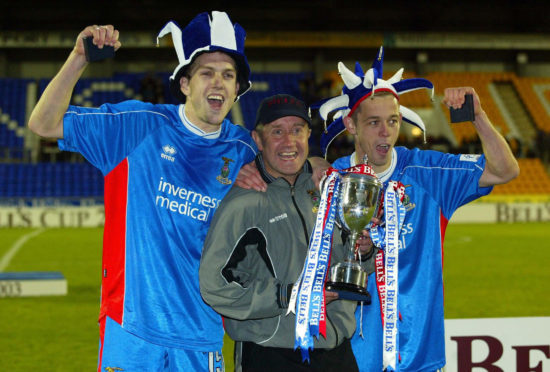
199, 94, 375, 371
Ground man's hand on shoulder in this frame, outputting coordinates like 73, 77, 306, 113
235, 161, 267, 192
308, 156, 330, 190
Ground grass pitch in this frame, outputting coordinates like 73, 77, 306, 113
0, 223, 548, 370
443, 222, 549, 318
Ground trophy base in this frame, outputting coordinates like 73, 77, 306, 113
326, 260, 371, 303
325, 281, 372, 303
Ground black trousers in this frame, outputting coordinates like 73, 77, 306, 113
239, 339, 359, 372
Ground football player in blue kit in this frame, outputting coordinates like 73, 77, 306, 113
28, 11, 257, 371
317, 47, 519, 371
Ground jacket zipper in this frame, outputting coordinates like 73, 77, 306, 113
290, 185, 310, 246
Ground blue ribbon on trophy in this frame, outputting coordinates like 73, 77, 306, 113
370, 181, 407, 371
288, 170, 341, 361
289, 163, 382, 362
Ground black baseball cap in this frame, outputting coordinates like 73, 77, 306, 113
254, 94, 311, 127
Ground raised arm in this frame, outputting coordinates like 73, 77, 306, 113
443, 87, 520, 187
28, 25, 121, 139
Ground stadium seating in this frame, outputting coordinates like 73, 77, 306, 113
238, 72, 311, 129
2, 72, 550, 199
2, 72, 310, 198
0, 162, 103, 198
513, 76, 550, 133
492, 158, 550, 194
427, 72, 513, 145
0, 78, 30, 159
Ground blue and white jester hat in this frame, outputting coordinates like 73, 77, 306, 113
317, 46, 434, 157
157, 11, 251, 103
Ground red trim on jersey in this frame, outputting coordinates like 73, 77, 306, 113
440, 210, 449, 307
439, 211, 449, 268
97, 316, 107, 372
99, 159, 129, 325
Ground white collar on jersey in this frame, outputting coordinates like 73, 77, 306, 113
349, 147, 397, 183
179, 104, 222, 139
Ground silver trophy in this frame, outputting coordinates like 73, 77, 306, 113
325, 171, 382, 302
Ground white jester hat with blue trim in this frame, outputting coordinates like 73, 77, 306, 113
157, 11, 251, 103
317, 47, 434, 157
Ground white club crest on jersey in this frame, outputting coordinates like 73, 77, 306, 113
161, 145, 176, 162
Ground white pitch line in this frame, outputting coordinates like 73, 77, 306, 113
0, 228, 46, 272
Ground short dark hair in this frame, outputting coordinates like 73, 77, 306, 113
350, 91, 398, 122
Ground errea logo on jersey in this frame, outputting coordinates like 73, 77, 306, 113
269, 213, 288, 223
161, 145, 176, 162
459, 154, 480, 162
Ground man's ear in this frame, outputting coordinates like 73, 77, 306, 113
251, 130, 263, 151
180, 76, 190, 97
343, 115, 357, 135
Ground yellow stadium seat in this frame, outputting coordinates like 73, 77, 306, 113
492, 158, 550, 194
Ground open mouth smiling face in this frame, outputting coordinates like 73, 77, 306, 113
180, 52, 239, 132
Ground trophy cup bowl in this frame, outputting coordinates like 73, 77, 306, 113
325, 172, 382, 302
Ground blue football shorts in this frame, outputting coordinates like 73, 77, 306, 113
98, 315, 224, 371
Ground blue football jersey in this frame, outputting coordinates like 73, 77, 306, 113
59, 100, 257, 350
334, 147, 492, 371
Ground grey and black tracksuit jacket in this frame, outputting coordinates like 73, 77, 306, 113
199, 155, 374, 349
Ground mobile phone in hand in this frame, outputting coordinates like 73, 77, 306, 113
83, 37, 115, 62
450, 94, 475, 123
